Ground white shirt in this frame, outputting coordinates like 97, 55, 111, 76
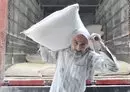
40, 47, 119, 92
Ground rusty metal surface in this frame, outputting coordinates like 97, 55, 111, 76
0, 0, 8, 80
2, 75, 130, 86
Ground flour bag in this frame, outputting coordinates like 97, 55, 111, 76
22, 4, 90, 51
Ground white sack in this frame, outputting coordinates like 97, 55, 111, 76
86, 25, 103, 35
5, 63, 56, 77
94, 60, 130, 76
22, 4, 89, 51
26, 54, 44, 63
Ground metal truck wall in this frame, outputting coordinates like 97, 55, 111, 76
1, 86, 130, 92
0, 0, 8, 80
6, 0, 44, 69
96, 0, 130, 63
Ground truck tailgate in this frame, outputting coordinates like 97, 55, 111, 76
2, 75, 130, 86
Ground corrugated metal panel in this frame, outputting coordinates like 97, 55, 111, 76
6, 0, 44, 68
96, 0, 130, 63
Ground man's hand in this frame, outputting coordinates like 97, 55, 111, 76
91, 33, 106, 49
91, 33, 102, 42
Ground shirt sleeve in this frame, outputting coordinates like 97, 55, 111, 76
39, 45, 58, 63
91, 51, 119, 72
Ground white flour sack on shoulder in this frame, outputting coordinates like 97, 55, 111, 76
86, 25, 103, 35
22, 3, 89, 51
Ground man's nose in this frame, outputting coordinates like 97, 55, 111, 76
76, 45, 82, 51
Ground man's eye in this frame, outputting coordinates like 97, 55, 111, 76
81, 43, 85, 46
75, 42, 78, 45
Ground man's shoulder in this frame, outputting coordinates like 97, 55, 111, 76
88, 50, 100, 57
57, 47, 71, 54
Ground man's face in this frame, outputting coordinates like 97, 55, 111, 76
71, 34, 89, 53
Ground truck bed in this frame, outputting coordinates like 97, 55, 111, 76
2, 74, 130, 86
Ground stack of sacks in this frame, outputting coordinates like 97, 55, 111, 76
94, 60, 130, 76
22, 3, 90, 51
5, 63, 56, 77
26, 54, 44, 63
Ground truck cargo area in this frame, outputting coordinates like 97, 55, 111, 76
0, 0, 130, 92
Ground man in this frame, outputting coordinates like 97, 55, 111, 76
40, 29, 119, 92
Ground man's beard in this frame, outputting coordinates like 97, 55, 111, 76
74, 51, 84, 56
73, 48, 90, 56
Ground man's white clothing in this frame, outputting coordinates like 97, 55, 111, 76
40, 46, 119, 92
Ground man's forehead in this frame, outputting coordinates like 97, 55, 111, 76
73, 34, 88, 42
